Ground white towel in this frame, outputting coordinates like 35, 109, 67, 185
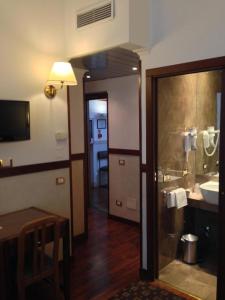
166, 191, 176, 208
174, 188, 187, 209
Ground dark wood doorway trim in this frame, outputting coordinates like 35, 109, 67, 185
146, 56, 225, 299
83, 89, 109, 235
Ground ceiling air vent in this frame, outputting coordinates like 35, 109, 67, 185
77, 0, 114, 29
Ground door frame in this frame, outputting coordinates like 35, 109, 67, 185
83, 90, 110, 231
145, 56, 225, 299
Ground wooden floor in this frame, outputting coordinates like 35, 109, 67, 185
89, 187, 108, 213
71, 208, 140, 300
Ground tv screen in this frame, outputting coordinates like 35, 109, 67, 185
0, 100, 30, 142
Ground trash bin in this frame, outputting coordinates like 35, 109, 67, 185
181, 234, 198, 264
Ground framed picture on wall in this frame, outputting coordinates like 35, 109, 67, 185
97, 119, 106, 129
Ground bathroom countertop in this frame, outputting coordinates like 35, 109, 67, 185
188, 195, 218, 213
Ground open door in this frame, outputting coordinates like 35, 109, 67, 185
84, 92, 109, 215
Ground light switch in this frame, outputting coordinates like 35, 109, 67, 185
56, 177, 65, 185
0, 158, 13, 168
119, 159, 125, 166
116, 200, 122, 207
55, 131, 67, 141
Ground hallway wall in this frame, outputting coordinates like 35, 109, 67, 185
69, 74, 140, 234
86, 76, 139, 150
65, 0, 150, 58
86, 75, 140, 222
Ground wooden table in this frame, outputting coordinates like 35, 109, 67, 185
0, 207, 70, 300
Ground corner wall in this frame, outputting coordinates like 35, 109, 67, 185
68, 69, 87, 236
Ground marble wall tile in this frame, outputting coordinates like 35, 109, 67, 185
196, 71, 221, 174
157, 70, 221, 271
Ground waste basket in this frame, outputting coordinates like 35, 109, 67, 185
181, 234, 198, 264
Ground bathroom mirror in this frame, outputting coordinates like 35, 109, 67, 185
195, 71, 221, 176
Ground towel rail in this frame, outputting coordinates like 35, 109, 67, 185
162, 188, 190, 198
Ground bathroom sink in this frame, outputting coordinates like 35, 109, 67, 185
200, 181, 219, 205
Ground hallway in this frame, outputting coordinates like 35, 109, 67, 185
89, 187, 108, 213
71, 209, 140, 299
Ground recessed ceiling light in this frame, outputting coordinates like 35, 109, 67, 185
86, 74, 91, 79
132, 67, 138, 71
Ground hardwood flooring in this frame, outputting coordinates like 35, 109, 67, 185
71, 208, 140, 299
89, 187, 108, 213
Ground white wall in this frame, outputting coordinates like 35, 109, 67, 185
86, 75, 139, 150
65, 0, 150, 59
0, 169, 70, 217
0, 1, 68, 166
129, 0, 151, 50
140, 0, 225, 162
69, 68, 87, 155
0, 1, 71, 225
65, 0, 129, 58
148, 0, 225, 69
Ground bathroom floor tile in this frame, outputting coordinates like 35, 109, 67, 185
159, 260, 216, 300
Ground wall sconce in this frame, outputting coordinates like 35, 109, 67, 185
44, 62, 77, 99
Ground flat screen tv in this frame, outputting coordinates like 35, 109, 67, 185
0, 100, 30, 142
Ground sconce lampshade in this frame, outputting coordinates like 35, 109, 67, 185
47, 62, 77, 86
44, 62, 77, 99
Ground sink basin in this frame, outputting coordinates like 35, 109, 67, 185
200, 181, 219, 205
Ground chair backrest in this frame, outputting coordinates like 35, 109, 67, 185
97, 151, 108, 160
17, 216, 60, 286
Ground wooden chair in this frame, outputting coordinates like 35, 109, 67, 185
97, 151, 108, 187
17, 216, 60, 300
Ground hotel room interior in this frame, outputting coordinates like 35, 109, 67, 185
1, 1, 225, 300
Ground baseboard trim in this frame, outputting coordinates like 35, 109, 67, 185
140, 269, 154, 281
108, 214, 140, 227
73, 233, 88, 243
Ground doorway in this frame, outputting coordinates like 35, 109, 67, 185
157, 70, 221, 300
85, 93, 109, 214
146, 58, 225, 300
69, 48, 142, 288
